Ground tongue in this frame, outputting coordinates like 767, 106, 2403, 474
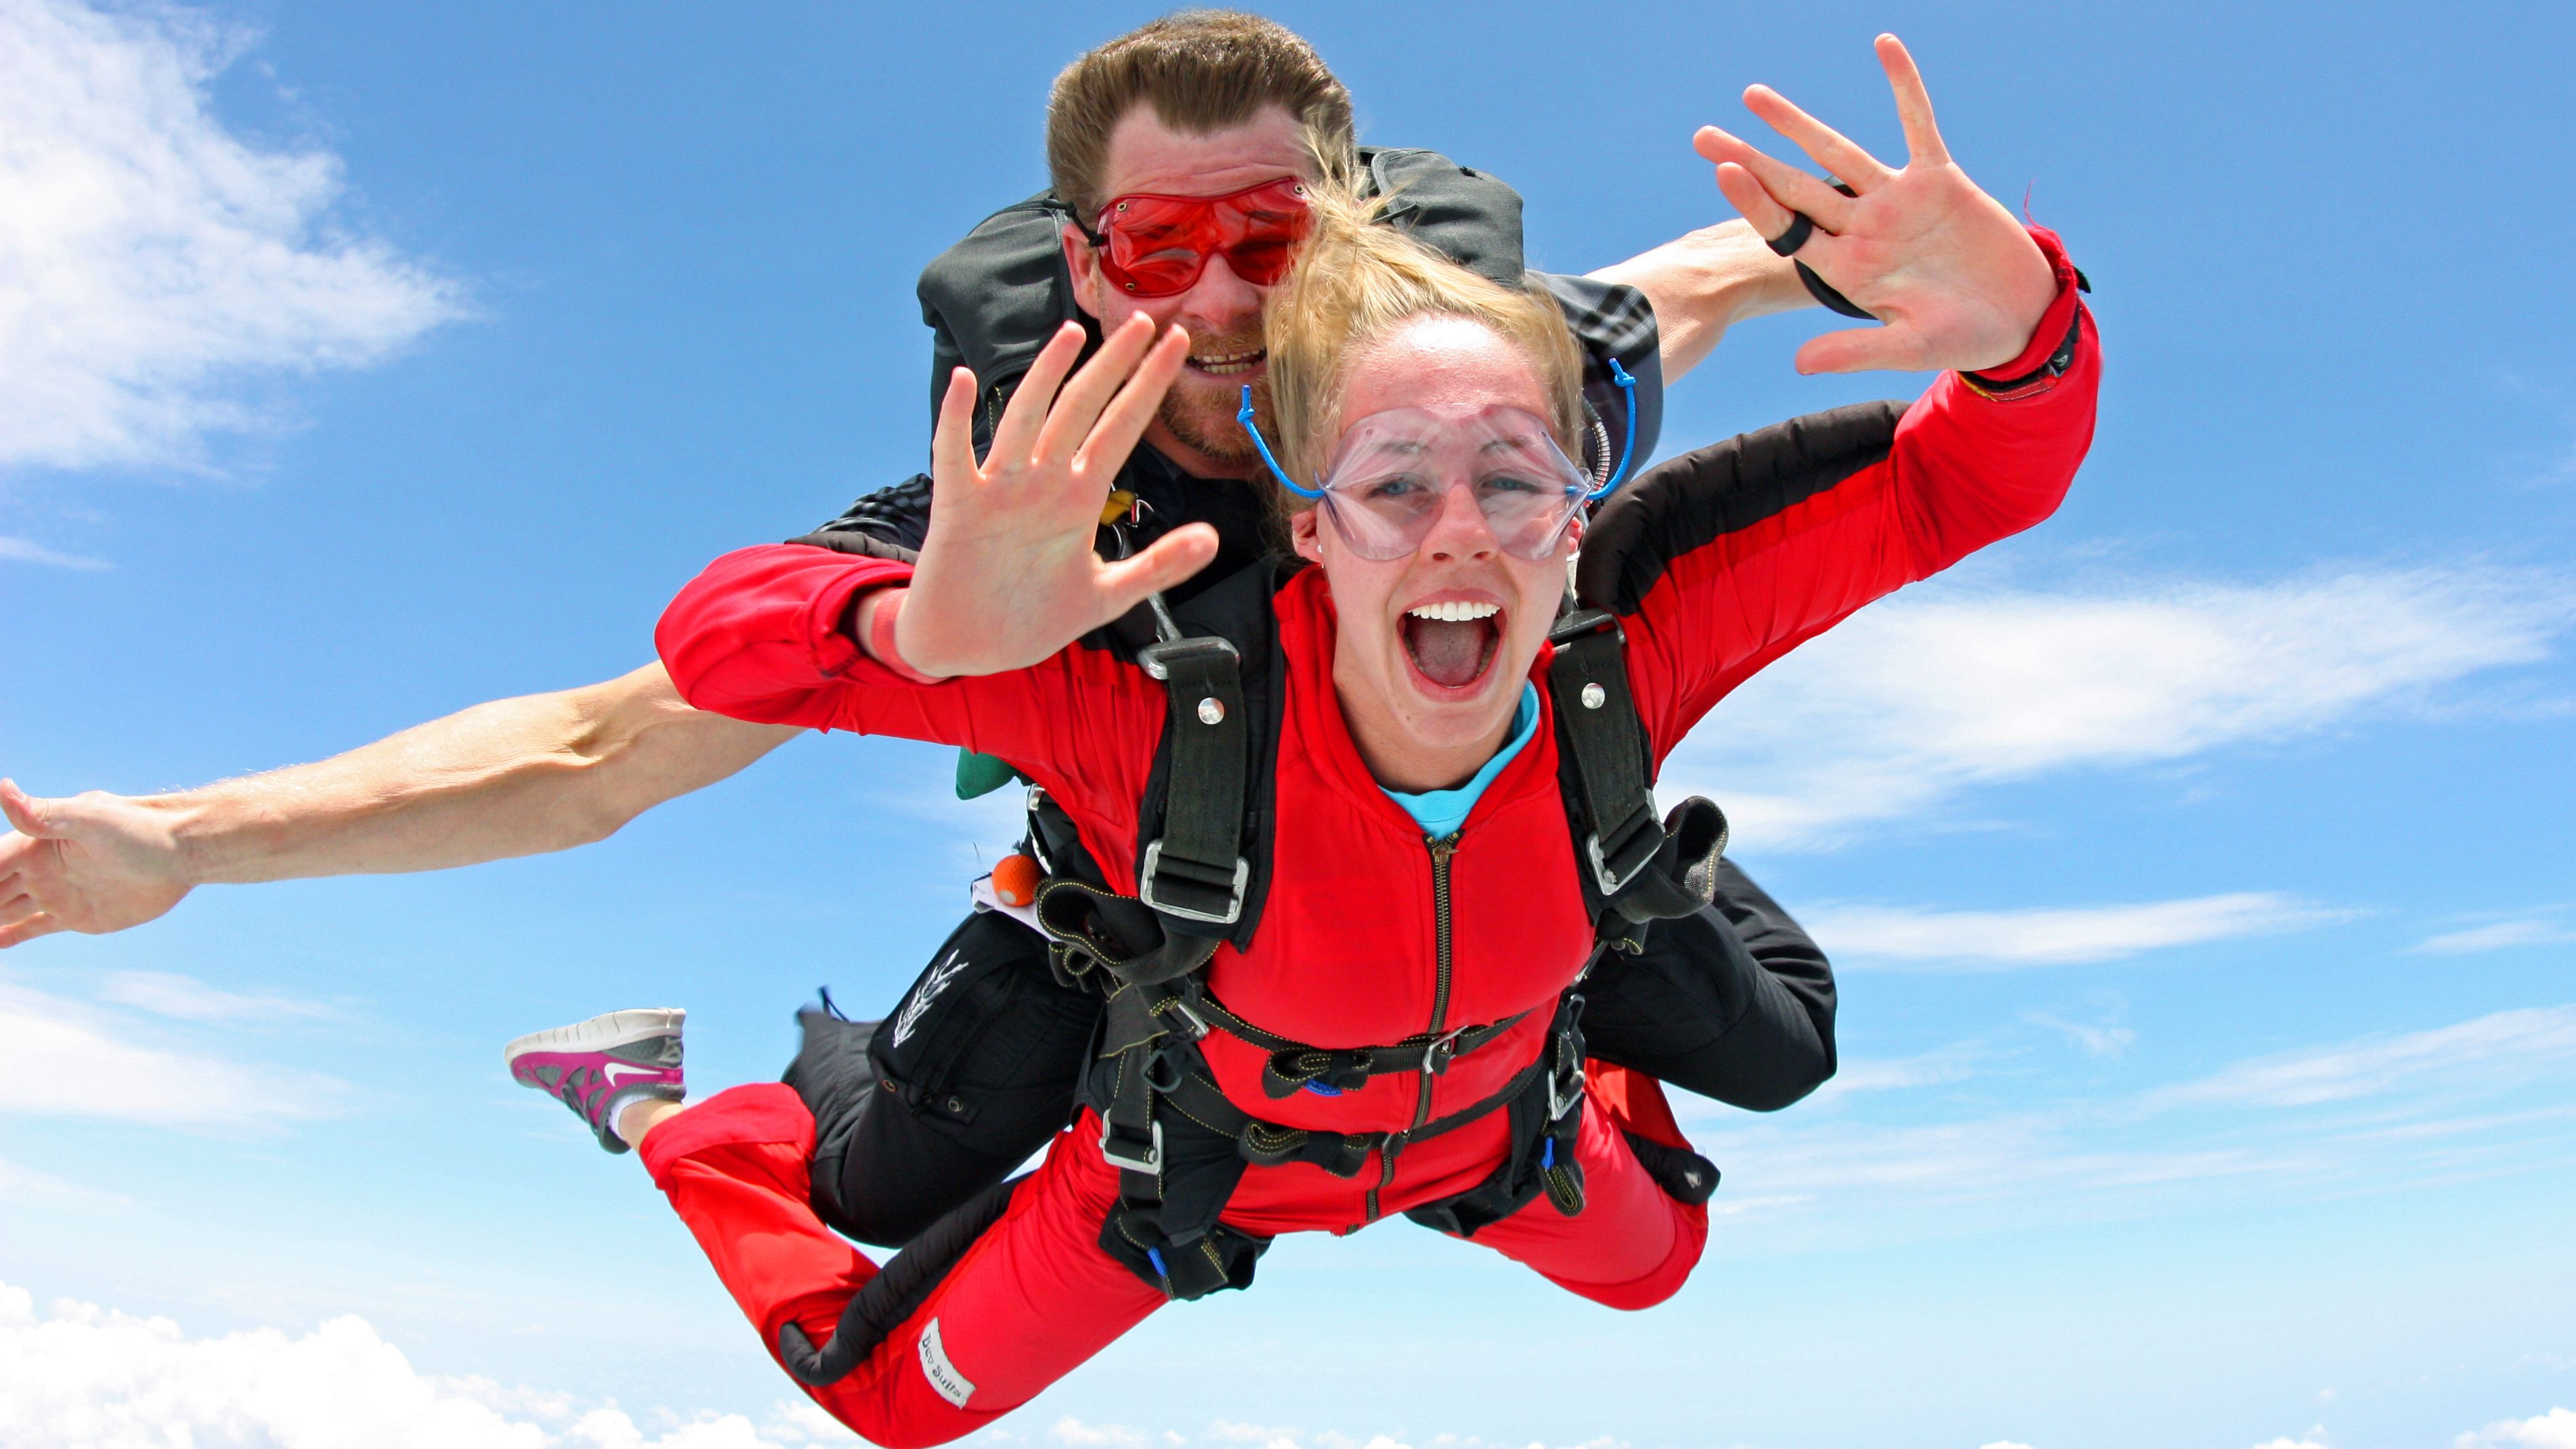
1408, 617, 1490, 689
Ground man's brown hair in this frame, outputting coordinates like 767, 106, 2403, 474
1046, 10, 1356, 221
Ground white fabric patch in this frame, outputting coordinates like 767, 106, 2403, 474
969, 873, 1046, 935
917, 1317, 975, 1408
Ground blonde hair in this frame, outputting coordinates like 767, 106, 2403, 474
1262, 181, 1585, 503
1047, 12, 1356, 222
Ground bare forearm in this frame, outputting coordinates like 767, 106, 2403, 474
156, 664, 796, 884
1589, 219, 1811, 385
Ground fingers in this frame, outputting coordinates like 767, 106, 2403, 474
1876, 35, 1952, 168
1096, 523, 1219, 613
0, 909, 63, 949
1694, 125, 1855, 232
1740, 84, 1894, 194
928, 366, 983, 504
1709, 159, 1796, 241
1033, 313, 1157, 466
1793, 324, 1918, 376
0, 780, 55, 838
1071, 326, 1190, 480
983, 322, 1089, 470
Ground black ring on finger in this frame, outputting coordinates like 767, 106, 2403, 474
1766, 212, 1815, 257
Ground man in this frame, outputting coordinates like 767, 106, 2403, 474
0, 12, 1836, 1243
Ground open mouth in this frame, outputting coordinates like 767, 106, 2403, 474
1400, 599, 1502, 692
1187, 347, 1266, 376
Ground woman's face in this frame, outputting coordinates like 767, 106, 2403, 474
1291, 314, 1578, 786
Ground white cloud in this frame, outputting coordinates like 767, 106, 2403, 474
2459, 1408, 2576, 1448
0, 1280, 849, 1449
0, 0, 461, 480
2025, 1012, 2136, 1058
2413, 918, 2576, 955
0, 534, 109, 569
95, 968, 334, 1022
2148, 1006, 2576, 1110
1804, 892, 2344, 969
0, 977, 345, 1125
1663, 566, 2571, 848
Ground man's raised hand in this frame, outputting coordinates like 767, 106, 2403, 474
890, 314, 1218, 679
1694, 34, 2059, 376
0, 779, 192, 947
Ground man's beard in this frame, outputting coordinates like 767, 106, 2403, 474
1155, 322, 1270, 468
1159, 372, 1262, 466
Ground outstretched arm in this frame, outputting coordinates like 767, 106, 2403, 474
0, 664, 796, 948
1587, 219, 1813, 384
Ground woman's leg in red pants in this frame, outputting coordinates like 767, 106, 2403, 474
639, 1083, 1165, 1449
1457, 1074, 1710, 1310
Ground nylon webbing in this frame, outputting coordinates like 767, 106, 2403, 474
1546, 610, 1665, 894
1136, 637, 1250, 932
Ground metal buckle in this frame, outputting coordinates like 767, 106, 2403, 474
1163, 997, 1211, 1041
1419, 1023, 1473, 1075
1138, 840, 1249, 926
1100, 1118, 1164, 1175
1136, 634, 1240, 682
1547, 609, 1623, 648
1585, 828, 1658, 896
1547, 1058, 1587, 1123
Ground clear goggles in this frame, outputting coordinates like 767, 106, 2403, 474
1239, 360, 1639, 563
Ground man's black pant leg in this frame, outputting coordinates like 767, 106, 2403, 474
790, 909, 1102, 1247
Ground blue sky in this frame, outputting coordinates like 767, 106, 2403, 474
2, 2, 2572, 1448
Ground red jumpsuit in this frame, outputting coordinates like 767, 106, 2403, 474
650, 236, 2098, 1448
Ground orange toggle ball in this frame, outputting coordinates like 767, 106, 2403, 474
991, 852, 1044, 908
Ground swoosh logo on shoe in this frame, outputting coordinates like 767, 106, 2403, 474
602, 1062, 665, 1086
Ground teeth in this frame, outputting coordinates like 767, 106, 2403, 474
1189, 349, 1264, 374
1406, 600, 1501, 623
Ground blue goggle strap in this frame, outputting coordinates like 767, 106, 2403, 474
1583, 357, 1639, 501
1239, 386, 1324, 498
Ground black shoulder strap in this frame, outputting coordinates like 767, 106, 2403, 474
1546, 609, 1730, 933
1129, 558, 1293, 947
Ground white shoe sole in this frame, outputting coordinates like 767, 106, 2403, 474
502, 1008, 686, 1068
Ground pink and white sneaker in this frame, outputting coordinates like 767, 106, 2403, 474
505, 1008, 685, 1154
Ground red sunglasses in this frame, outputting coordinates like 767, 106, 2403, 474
1076, 177, 1312, 297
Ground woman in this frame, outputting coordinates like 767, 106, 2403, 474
510, 42, 2097, 1447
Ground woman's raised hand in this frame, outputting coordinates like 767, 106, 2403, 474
893, 314, 1218, 678
1694, 35, 2061, 376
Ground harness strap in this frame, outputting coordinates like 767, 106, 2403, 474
1133, 636, 1251, 932
1185, 991, 1533, 1099
1547, 608, 1732, 926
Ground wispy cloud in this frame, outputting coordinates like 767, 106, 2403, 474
0, 978, 345, 1126
0, 535, 110, 569
1675, 1005, 2576, 1249
94, 969, 335, 1023
0, 1280, 853, 1448
1805, 892, 2346, 969
1664, 566, 2573, 848
2413, 916, 2576, 955
2457, 1407, 2576, 1448
0, 0, 462, 482
2146, 1006, 2576, 1110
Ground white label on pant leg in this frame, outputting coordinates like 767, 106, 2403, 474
918, 1317, 976, 1408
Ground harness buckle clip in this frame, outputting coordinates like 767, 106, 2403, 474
1138, 840, 1251, 926
1163, 997, 1212, 1041
1585, 827, 1660, 896
1420, 1022, 1473, 1076
1136, 634, 1241, 682
1100, 1118, 1165, 1176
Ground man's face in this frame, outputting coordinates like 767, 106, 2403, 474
1293, 316, 1579, 786
1063, 103, 1308, 479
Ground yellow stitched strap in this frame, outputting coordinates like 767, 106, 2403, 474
1099, 490, 1138, 525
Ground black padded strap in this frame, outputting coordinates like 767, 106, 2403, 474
1546, 610, 1665, 896
1134, 636, 1251, 934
